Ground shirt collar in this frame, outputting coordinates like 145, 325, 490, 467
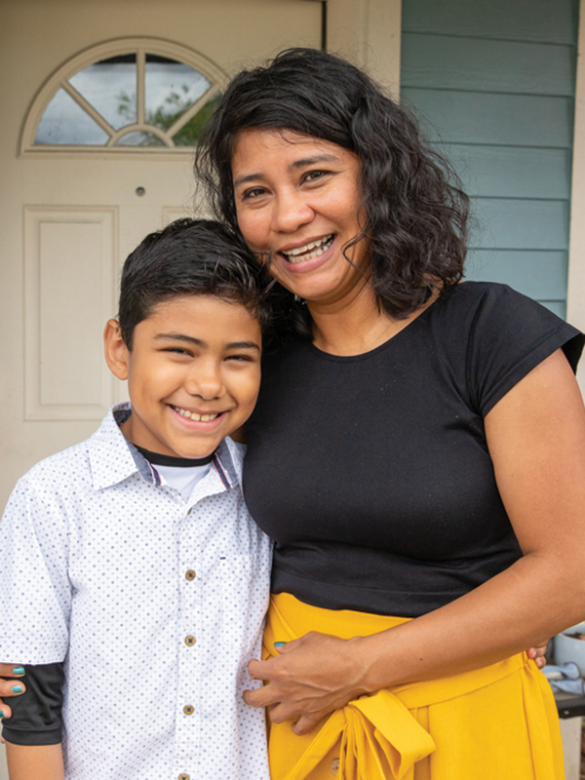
87, 403, 244, 492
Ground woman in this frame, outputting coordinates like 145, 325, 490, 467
0, 47, 582, 779
195, 48, 585, 779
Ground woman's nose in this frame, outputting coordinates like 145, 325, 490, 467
271, 189, 314, 233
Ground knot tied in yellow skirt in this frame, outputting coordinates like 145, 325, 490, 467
263, 593, 564, 780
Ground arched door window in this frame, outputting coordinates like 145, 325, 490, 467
21, 38, 226, 155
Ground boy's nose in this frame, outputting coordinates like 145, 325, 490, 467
185, 364, 224, 399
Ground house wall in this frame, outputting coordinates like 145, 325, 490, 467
568, 0, 585, 387
400, 0, 579, 320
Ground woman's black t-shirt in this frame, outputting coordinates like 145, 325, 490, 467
244, 282, 584, 617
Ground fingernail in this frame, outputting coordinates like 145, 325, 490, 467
274, 642, 286, 648
12, 667, 25, 675
11, 685, 23, 693
0, 711, 4, 718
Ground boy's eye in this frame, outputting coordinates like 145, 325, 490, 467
163, 347, 192, 356
226, 353, 255, 363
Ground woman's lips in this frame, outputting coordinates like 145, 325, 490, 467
279, 234, 334, 264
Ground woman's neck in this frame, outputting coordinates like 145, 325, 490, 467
308, 283, 437, 357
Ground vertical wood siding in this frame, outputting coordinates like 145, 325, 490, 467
400, 0, 579, 317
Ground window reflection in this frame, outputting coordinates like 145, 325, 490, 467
33, 50, 219, 149
173, 92, 222, 146
117, 131, 165, 147
145, 54, 210, 134
35, 88, 109, 145
69, 55, 137, 130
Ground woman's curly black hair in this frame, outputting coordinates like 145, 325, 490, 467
194, 47, 469, 338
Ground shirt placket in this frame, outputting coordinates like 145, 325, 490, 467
175, 499, 203, 780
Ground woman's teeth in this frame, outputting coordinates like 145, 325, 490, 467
174, 407, 220, 422
281, 235, 334, 263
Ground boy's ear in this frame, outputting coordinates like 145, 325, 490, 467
104, 319, 130, 380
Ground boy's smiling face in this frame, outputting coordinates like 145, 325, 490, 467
104, 295, 262, 458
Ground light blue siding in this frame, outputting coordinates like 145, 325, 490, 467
401, 89, 574, 148
402, 0, 577, 45
441, 146, 571, 199
401, 0, 579, 317
470, 199, 569, 251
402, 34, 575, 95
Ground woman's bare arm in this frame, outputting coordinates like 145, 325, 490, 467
244, 349, 585, 733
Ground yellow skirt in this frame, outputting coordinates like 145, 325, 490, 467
263, 593, 564, 780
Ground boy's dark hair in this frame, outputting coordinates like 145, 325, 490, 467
118, 218, 271, 349
195, 48, 469, 338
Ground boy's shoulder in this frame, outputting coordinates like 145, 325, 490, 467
18, 437, 92, 490
14, 405, 131, 501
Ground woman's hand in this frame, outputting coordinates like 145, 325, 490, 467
528, 643, 548, 670
0, 664, 26, 721
245, 632, 369, 735
245, 635, 550, 735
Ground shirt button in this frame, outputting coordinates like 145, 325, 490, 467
183, 704, 194, 715
179, 774, 190, 780
330, 758, 340, 775
185, 635, 196, 646
185, 570, 196, 581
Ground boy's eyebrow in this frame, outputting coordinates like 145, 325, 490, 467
154, 333, 260, 351
233, 154, 339, 187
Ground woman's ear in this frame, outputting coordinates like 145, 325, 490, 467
104, 319, 130, 380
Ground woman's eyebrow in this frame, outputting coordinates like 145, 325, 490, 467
233, 154, 340, 187
289, 153, 339, 170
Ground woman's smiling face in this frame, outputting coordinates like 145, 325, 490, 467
231, 129, 370, 306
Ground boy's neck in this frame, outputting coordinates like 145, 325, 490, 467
133, 444, 216, 468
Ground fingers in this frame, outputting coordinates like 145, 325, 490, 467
0, 665, 27, 701
0, 699, 13, 720
0, 664, 25, 678
526, 643, 548, 669
292, 712, 326, 736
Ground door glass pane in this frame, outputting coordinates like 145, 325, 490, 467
116, 131, 165, 147
172, 92, 222, 146
145, 54, 210, 134
69, 54, 137, 130
35, 89, 109, 145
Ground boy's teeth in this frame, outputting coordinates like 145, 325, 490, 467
282, 234, 334, 263
175, 407, 220, 422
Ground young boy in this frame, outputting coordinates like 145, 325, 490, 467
0, 219, 273, 780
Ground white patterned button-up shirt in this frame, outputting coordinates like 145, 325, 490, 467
0, 404, 272, 780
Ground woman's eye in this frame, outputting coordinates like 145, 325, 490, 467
242, 186, 267, 200
303, 170, 327, 183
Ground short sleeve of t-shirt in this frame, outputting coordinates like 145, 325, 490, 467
2, 663, 64, 746
460, 284, 583, 416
